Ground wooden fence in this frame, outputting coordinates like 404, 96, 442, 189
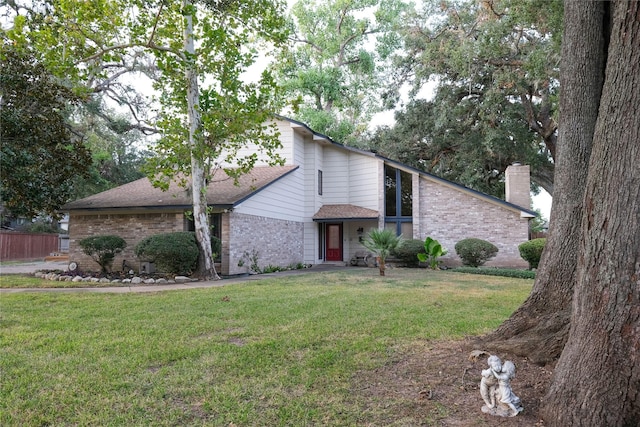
0, 232, 60, 261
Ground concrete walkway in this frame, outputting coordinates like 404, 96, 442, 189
0, 262, 351, 294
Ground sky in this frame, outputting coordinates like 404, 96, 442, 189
532, 190, 552, 221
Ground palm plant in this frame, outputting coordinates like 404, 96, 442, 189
361, 228, 403, 276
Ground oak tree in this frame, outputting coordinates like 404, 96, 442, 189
480, 1, 638, 423
540, 1, 639, 423
388, 0, 562, 195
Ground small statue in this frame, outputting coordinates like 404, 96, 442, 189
480, 355, 524, 417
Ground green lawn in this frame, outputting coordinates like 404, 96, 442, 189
0, 269, 532, 426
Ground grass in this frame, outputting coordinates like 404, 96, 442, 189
0, 269, 532, 426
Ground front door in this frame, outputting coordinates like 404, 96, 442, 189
325, 223, 343, 261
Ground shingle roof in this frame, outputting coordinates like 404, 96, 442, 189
62, 166, 299, 211
312, 204, 379, 221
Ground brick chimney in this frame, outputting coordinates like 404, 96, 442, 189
505, 163, 531, 209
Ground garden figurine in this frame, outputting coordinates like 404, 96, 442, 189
480, 355, 524, 417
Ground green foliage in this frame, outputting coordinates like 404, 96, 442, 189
134, 232, 199, 275
71, 105, 150, 200
78, 235, 127, 273
454, 238, 498, 268
417, 236, 448, 269
451, 266, 535, 280
4, 0, 290, 278
361, 228, 403, 275
518, 238, 546, 269
262, 264, 284, 274
23, 219, 60, 234
392, 239, 425, 268
278, 0, 410, 145
379, 0, 564, 195
0, 43, 91, 219
370, 93, 548, 197
211, 235, 222, 260
529, 210, 548, 234
361, 229, 403, 261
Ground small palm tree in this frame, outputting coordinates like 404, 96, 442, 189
361, 228, 403, 276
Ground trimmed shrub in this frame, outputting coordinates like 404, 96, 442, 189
518, 238, 546, 269
451, 266, 535, 279
454, 238, 498, 267
392, 239, 426, 268
78, 235, 127, 273
135, 232, 199, 275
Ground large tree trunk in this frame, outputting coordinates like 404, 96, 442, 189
184, 1, 219, 280
541, 1, 640, 424
475, 0, 607, 365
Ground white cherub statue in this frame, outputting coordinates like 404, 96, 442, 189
480, 355, 524, 417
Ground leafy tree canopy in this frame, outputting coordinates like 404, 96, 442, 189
0, 41, 91, 218
381, 0, 562, 196
71, 107, 150, 199
370, 84, 550, 198
3, 0, 291, 278
277, 0, 410, 145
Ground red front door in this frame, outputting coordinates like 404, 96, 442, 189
325, 223, 343, 261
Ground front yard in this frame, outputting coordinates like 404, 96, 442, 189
0, 269, 548, 426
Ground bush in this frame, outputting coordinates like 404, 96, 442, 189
518, 238, 546, 269
417, 236, 448, 269
135, 232, 199, 275
454, 238, 498, 267
392, 239, 426, 267
451, 266, 535, 279
78, 235, 127, 273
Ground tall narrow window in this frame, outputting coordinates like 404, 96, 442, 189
318, 170, 323, 195
384, 165, 413, 236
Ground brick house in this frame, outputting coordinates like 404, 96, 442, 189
62, 116, 536, 275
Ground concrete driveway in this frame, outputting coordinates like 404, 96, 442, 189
0, 260, 69, 274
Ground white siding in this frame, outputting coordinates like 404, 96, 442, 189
347, 154, 380, 210
217, 120, 295, 167
322, 147, 350, 204
234, 168, 305, 221
303, 136, 323, 263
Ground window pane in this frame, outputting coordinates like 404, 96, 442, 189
400, 170, 413, 216
328, 225, 340, 248
385, 166, 397, 216
401, 222, 413, 239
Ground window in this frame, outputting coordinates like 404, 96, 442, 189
318, 170, 323, 195
384, 165, 413, 236
186, 212, 221, 240
186, 213, 222, 262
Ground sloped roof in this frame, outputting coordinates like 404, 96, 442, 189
279, 115, 536, 217
62, 165, 299, 211
312, 204, 379, 221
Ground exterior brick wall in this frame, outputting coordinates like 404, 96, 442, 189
68, 211, 184, 272
417, 179, 530, 268
226, 212, 304, 276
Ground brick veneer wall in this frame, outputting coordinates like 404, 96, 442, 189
416, 179, 530, 268
226, 212, 304, 276
68, 212, 184, 272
